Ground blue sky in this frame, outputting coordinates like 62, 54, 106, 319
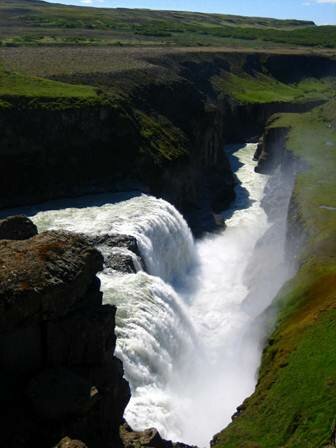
46, 0, 336, 25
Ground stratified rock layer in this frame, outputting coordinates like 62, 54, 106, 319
0, 221, 130, 448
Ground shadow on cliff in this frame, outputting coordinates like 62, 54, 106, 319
221, 144, 254, 221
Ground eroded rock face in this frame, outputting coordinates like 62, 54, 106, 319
0, 215, 38, 240
0, 223, 131, 448
27, 368, 100, 420
0, 231, 103, 332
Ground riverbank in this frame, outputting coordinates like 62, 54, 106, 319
212, 99, 336, 448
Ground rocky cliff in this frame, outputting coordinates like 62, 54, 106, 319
0, 51, 334, 234
0, 216, 195, 448
0, 217, 130, 448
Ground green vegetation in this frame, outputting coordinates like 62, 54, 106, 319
0, 66, 97, 98
213, 101, 336, 447
0, 63, 118, 110
0, 0, 335, 49
137, 111, 188, 162
214, 73, 335, 104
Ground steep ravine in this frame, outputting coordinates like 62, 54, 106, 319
0, 51, 334, 234
0, 52, 335, 448
212, 100, 336, 447
0, 140, 298, 447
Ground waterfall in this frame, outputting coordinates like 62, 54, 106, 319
24, 143, 293, 447
32, 194, 195, 284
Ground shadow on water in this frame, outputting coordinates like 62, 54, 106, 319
0, 190, 144, 219
221, 143, 254, 221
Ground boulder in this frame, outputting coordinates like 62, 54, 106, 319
120, 423, 197, 448
84, 233, 141, 257
56, 437, 88, 448
121, 423, 173, 448
105, 251, 139, 273
0, 215, 38, 240
0, 231, 104, 332
83, 233, 144, 273
27, 368, 99, 420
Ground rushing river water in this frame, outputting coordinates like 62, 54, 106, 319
14, 143, 293, 447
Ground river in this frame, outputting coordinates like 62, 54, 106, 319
18, 143, 292, 446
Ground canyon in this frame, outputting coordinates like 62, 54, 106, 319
0, 29, 335, 448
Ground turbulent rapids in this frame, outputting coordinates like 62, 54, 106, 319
26, 143, 293, 447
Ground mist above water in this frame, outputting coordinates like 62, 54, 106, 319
26, 143, 294, 447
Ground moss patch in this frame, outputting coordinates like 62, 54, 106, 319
137, 111, 188, 162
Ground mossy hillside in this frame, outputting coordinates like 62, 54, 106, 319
212, 101, 336, 447
213, 72, 336, 104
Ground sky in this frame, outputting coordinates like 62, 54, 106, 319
46, 0, 336, 25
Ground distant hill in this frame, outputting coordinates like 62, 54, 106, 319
0, 0, 335, 48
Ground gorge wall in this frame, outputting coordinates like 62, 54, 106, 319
211, 98, 336, 447
0, 52, 334, 233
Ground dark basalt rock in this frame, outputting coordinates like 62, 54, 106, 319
105, 252, 139, 273
46, 304, 117, 366
85, 233, 141, 257
254, 127, 289, 174
27, 368, 100, 420
0, 231, 104, 332
0, 227, 131, 448
83, 233, 144, 273
0, 215, 37, 240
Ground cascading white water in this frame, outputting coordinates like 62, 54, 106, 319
18, 143, 293, 447
31, 194, 195, 284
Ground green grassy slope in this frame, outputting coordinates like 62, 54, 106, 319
213, 73, 336, 104
0, 65, 97, 98
1, 0, 335, 48
212, 100, 336, 448
0, 63, 112, 109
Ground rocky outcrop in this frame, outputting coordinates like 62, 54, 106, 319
0, 221, 130, 448
0, 215, 38, 240
0, 218, 193, 448
254, 126, 289, 174
121, 423, 196, 448
83, 233, 144, 273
